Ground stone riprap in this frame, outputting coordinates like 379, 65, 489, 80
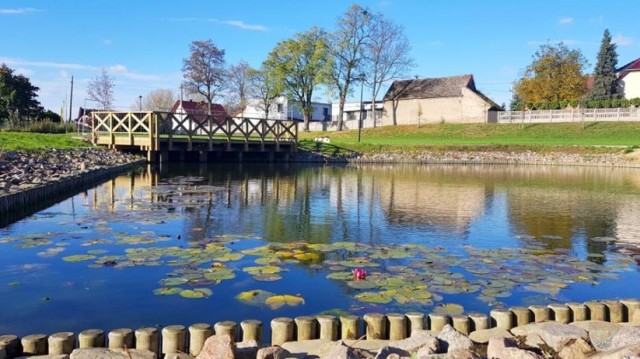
295, 148, 640, 167
0, 148, 143, 195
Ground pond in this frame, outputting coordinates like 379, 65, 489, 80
1, 163, 640, 337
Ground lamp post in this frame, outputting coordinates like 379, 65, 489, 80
138, 95, 143, 111
358, 72, 365, 143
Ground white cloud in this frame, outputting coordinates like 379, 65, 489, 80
612, 33, 634, 47
0, 7, 41, 15
14, 67, 33, 76
102, 39, 112, 46
559, 17, 574, 25
220, 20, 267, 31
108, 64, 128, 74
0, 57, 92, 71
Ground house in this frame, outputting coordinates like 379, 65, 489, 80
169, 100, 227, 133
616, 58, 640, 99
382, 74, 502, 125
238, 96, 331, 122
331, 101, 385, 127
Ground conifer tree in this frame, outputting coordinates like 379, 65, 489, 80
588, 29, 619, 100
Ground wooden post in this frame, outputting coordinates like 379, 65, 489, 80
549, 304, 571, 324
48, 332, 74, 355
108, 328, 133, 349
468, 313, 490, 331
161, 325, 186, 355
0, 335, 21, 358
386, 313, 407, 340
566, 302, 588, 322
189, 323, 212, 357
406, 312, 425, 335
214, 321, 237, 342
134, 328, 158, 355
602, 300, 624, 323
621, 299, 640, 324
491, 309, 514, 330
240, 320, 263, 343
510, 307, 533, 327
585, 301, 607, 321
529, 305, 551, 323
294, 316, 316, 341
363, 313, 386, 339
78, 329, 104, 348
339, 315, 360, 340
428, 313, 450, 333
451, 315, 471, 335
316, 315, 338, 341
271, 317, 294, 346
21, 334, 47, 355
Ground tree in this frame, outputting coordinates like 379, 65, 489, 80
87, 69, 115, 110
0, 63, 42, 121
142, 89, 176, 111
329, 4, 372, 131
247, 65, 281, 120
588, 29, 619, 100
226, 61, 252, 117
363, 12, 414, 126
265, 27, 331, 131
515, 42, 588, 105
182, 39, 226, 114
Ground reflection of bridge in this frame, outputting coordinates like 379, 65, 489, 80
92, 111, 298, 162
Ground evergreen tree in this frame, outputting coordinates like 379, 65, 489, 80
588, 29, 619, 100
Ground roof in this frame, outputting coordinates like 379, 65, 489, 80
171, 100, 228, 124
383, 74, 502, 110
617, 58, 640, 73
383, 74, 475, 101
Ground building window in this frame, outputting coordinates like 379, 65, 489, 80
347, 112, 356, 121
277, 104, 283, 113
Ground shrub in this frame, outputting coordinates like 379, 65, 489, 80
1, 120, 75, 134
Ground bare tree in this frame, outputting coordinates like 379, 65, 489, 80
247, 65, 281, 120
330, 4, 372, 131
226, 61, 252, 117
142, 89, 176, 111
182, 39, 226, 114
87, 69, 115, 110
364, 13, 414, 126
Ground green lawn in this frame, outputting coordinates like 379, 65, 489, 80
298, 122, 640, 155
0, 132, 89, 151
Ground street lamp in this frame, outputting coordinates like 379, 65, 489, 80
357, 72, 365, 143
138, 95, 143, 111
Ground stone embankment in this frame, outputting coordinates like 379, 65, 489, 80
296, 149, 640, 167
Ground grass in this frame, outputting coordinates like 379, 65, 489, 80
298, 122, 640, 156
0, 132, 89, 151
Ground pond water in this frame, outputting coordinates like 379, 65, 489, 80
1, 163, 640, 337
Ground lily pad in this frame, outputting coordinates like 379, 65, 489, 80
253, 274, 283, 282
265, 294, 305, 310
235, 289, 273, 306
346, 280, 378, 290
326, 272, 353, 280
153, 287, 181, 295
434, 303, 464, 316
355, 291, 393, 304
243, 266, 281, 275
179, 288, 212, 299
160, 277, 189, 286
63, 254, 96, 262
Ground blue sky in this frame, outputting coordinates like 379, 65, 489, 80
1, 0, 638, 117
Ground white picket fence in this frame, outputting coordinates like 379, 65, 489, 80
497, 107, 640, 124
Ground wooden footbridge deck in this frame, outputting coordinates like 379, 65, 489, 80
91, 111, 298, 162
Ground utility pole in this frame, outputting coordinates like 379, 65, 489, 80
68, 76, 74, 122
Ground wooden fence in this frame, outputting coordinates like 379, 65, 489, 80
497, 107, 640, 124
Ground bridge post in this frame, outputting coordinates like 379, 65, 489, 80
199, 150, 208, 163
237, 152, 243, 162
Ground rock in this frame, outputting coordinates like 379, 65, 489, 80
510, 322, 588, 352
322, 341, 368, 359
70, 348, 155, 359
0, 348, 5, 359
437, 324, 473, 352
15, 356, 69, 359
256, 346, 292, 359
443, 348, 480, 359
374, 346, 405, 359
388, 329, 439, 354
385, 354, 402, 359
164, 354, 194, 359
469, 328, 513, 344
570, 321, 623, 351
236, 340, 259, 359
487, 337, 517, 358
196, 334, 235, 359
587, 343, 640, 359
556, 338, 593, 359
610, 326, 640, 350
498, 348, 543, 359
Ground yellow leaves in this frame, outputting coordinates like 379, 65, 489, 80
265, 294, 305, 310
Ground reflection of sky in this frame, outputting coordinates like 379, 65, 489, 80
1, 164, 640, 337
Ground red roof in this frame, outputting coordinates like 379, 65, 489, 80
171, 100, 228, 124
617, 58, 640, 78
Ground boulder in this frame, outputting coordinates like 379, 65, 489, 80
610, 326, 640, 350
256, 346, 292, 359
15, 356, 69, 359
556, 338, 593, 359
497, 348, 543, 359
510, 322, 588, 352
587, 343, 640, 359
0, 348, 5, 359
70, 348, 155, 359
570, 321, 622, 351
388, 329, 439, 354
437, 325, 473, 352
322, 341, 368, 359
487, 337, 517, 358
236, 340, 259, 359
374, 346, 406, 359
196, 334, 235, 359
469, 328, 513, 344
164, 354, 194, 359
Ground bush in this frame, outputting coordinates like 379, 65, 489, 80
1, 120, 75, 133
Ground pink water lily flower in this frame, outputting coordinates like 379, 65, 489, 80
352, 268, 367, 280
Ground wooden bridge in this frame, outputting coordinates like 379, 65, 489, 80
91, 111, 298, 162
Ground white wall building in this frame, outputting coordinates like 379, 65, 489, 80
617, 58, 640, 100
238, 97, 331, 122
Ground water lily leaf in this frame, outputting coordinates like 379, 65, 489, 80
160, 277, 189, 286
326, 272, 353, 281
265, 295, 304, 310
194, 288, 213, 296
355, 291, 393, 304
293, 252, 321, 262
215, 253, 244, 262
203, 268, 235, 281
179, 288, 211, 299
37, 247, 65, 257
236, 289, 273, 306
434, 303, 464, 316
87, 249, 108, 255
153, 287, 181, 295
63, 254, 96, 262
346, 280, 378, 290
253, 274, 283, 281
254, 257, 281, 265
243, 266, 281, 275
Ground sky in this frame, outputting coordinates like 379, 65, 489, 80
1, 0, 638, 118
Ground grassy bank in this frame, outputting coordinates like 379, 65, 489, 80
0, 132, 88, 151
298, 122, 640, 156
